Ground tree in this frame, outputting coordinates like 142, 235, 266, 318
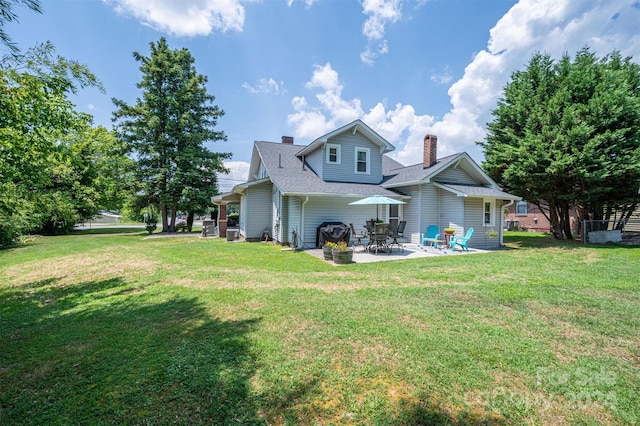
480, 48, 640, 239
112, 38, 230, 233
35, 125, 132, 235
0, 42, 107, 244
0, 0, 41, 54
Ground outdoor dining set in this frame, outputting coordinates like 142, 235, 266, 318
345, 195, 473, 255
348, 221, 406, 254
348, 221, 474, 255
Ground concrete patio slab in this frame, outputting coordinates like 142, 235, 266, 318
304, 243, 487, 264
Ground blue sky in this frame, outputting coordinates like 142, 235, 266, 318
9, 0, 640, 191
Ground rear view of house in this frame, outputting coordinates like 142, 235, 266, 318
214, 120, 519, 249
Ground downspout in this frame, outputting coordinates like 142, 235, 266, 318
501, 200, 515, 247
300, 196, 309, 248
418, 185, 423, 245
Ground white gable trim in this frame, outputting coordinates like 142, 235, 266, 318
296, 119, 395, 157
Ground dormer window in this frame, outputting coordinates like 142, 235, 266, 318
355, 147, 370, 174
326, 143, 341, 164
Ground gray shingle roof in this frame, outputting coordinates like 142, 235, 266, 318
434, 182, 521, 200
382, 154, 459, 186
255, 141, 407, 197
251, 141, 518, 200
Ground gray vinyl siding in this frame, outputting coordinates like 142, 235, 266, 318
299, 195, 410, 248
304, 149, 323, 176
392, 185, 421, 244
285, 196, 302, 246
301, 196, 346, 247
441, 190, 464, 235
462, 197, 502, 250
463, 197, 484, 249
243, 181, 273, 239
321, 132, 383, 184
422, 184, 439, 237
437, 167, 474, 184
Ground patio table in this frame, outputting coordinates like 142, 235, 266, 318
424, 239, 447, 253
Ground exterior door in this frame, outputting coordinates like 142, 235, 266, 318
388, 204, 402, 230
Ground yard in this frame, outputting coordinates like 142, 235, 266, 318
0, 230, 638, 425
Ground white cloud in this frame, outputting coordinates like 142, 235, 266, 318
242, 78, 285, 95
421, 0, 640, 163
360, 48, 376, 66
430, 67, 453, 86
286, 0, 319, 6
361, 0, 402, 40
104, 0, 245, 36
359, 0, 405, 64
218, 160, 250, 193
288, 63, 364, 138
287, 63, 435, 163
287, 0, 640, 167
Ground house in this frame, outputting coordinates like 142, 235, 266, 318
91, 211, 122, 224
213, 119, 520, 249
504, 201, 580, 234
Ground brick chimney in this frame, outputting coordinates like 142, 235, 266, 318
281, 136, 294, 144
423, 134, 437, 167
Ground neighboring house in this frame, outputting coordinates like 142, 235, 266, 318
91, 211, 122, 224
504, 201, 580, 234
213, 119, 520, 249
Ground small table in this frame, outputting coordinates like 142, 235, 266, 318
423, 239, 446, 252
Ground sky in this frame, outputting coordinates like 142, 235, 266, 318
8, 0, 640, 192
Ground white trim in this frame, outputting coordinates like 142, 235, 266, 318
326, 143, 341, 164
483, 198, 495, 227
354, 146, 370, 174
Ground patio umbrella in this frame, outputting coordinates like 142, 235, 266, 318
348, 195, 406, 222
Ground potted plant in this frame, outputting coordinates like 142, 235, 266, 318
323, 241, 338, 260
331, 240, 353, 264
444, 227, 455, 246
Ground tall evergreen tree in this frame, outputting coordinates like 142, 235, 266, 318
113, 38, 230, 232
480, 48, 640, 239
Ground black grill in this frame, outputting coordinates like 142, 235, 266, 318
316, 222, 351, 248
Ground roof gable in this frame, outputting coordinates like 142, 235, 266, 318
296, 119, 395, 158
383, 152, 500, 189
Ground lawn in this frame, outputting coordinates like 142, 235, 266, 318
1, 230, 638, 425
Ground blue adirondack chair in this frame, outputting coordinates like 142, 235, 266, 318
450, 228, 474, 252
421, 224, 440, 247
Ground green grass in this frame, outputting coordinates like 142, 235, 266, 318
1, 230, 638, 425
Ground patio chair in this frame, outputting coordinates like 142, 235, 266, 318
349, 222, 368, 251
421, 224, 440, 247
388, 220, 406, 252
449, 228, 474, 252
372, 223, 391, 254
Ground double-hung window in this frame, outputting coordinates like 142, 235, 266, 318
483, 199, 495, 226
516, 201, 527, 215
355, 147, 370, 174
326, 143, 341, 164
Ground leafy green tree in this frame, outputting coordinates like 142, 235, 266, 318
481, 48, 640, 239
35, 125, 132, 235
0, 42, 115, 243
113, 37, 230, 232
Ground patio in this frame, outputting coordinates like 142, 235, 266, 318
304, 243, 488, 264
